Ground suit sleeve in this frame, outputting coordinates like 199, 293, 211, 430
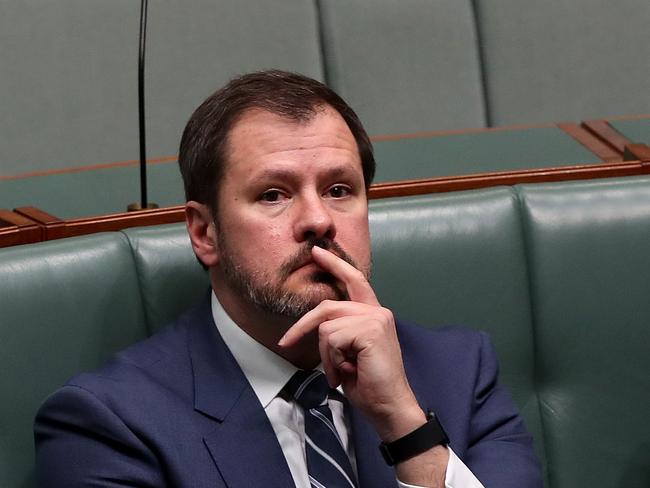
464, 332, 543, 488
34, 384, 163, 488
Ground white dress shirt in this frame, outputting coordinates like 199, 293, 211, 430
211, 292, 484, 488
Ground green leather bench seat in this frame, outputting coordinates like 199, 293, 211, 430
2, 175, 650, 487
0, 234, 148, 488
520, 178, 650, 488
122, 223, 208, 334
372, 127, 599, 183
369, 187, 546, 475
609, 118, 650, 147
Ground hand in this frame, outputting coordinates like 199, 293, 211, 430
278, 246, 425, 441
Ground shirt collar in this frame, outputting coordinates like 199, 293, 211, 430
211, 292, 313, 408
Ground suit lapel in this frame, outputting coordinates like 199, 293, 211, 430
187, 296, 296, 488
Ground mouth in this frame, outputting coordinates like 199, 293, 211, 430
292, 259, 324, 274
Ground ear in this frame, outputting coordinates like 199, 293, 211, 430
185, 201, 219, 267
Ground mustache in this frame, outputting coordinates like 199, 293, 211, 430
278, 237, 357, 281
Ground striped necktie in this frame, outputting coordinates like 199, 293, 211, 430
284, 370, 358, 488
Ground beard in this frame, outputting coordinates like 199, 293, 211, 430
216, 230, 369, 319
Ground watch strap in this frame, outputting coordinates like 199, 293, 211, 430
379, 411, 449, 466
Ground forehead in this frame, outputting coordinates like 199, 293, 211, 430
223, 106, 362, 179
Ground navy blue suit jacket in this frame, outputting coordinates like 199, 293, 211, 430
35, 296, 542, 487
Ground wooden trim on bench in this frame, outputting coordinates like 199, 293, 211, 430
367, 159, 650, 199
583, 118, 650, 162
557, 123, 622, 162
0, 210, 42, 248
14, 205, 187, 241
582, 120, 629, 154
10, 159, 649, 244
623, 144, 650, 162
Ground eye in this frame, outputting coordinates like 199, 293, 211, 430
326, 185, 351, 198
259, 189, 287, 203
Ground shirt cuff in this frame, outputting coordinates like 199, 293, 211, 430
396, 447, 485, 488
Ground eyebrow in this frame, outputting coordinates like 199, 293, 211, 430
248, 165, 358, 185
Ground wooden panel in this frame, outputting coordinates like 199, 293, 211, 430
1, 120, 646, 246
368, 160, 650, 198
14, 205, 186, 241
556, 123, 622, 163
582, 120, 629, 154
583, 118, 650, 162
623, 144, 650, 162
0, 210, 42, 248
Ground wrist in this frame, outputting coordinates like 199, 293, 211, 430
373, 400, 427, 443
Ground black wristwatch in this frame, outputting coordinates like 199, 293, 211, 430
379, 411, 449, 466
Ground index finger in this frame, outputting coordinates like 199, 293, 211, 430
311, 245, 379, 306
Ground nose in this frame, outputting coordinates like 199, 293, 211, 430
292, 193, 336, 242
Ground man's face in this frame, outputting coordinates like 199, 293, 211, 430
213, 106, 372, 319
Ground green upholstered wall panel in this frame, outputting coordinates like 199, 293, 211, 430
372, 127, 599, 183
476, 0, 650, 126
122, 223, 209, 334
610, 118, 650, 146
368, 189, 545, 467
1, 0, 322, 179
519, 176, 650, 488
0, 0, 139, 177
318, 0, 486, 135
0, 233, 148, 488
145, 0, 323, 161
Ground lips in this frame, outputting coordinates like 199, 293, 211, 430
293, 259, 322, 273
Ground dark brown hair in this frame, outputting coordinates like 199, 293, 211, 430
178, 70, 375, 214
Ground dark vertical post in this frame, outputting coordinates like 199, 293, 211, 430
138, 0, 149, 209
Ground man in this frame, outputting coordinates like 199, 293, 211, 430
35, 70, 542, 487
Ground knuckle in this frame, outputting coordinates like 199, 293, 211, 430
319, 321, 333, 336
379, 307, 394, 322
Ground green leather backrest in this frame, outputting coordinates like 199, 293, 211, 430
0, 233, 148, 488
519, 176, 650, 488
122, 224, 209, 334
121, 191, 547, 469
144, 0, 324, 161
318, 0, 486, 134
369, 189, 546, 470
476, 0, 650, 125
1, 0, 323, 178
0, 0, 139, 177
4, 176, 650, 487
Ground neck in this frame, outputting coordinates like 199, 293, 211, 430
212, 279, 321, 370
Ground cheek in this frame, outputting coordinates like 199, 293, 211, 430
341, 217, 372, 265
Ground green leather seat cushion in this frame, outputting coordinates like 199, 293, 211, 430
0, 233, 148, 488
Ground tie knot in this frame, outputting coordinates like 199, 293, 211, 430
285, 370, 330, 409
